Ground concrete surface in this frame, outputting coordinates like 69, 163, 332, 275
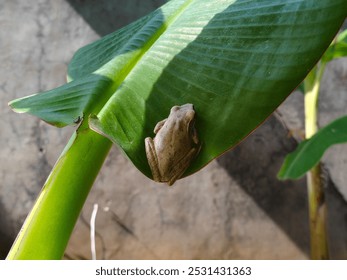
0, 0, 346, 259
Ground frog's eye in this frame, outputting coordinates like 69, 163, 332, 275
171, 106, 180, 112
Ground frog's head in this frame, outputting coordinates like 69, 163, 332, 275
171, 103, 195, 121
172, 104, 198, 142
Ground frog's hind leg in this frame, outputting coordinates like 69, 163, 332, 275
167, 149, 198, 186
145, 137, 161, 182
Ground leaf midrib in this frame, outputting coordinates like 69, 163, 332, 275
93, 0, 196, 115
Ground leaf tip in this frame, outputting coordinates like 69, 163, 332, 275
277, 166, 290, 181
8, 97, 30, 113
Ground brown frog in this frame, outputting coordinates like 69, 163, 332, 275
145, 104, 201, 186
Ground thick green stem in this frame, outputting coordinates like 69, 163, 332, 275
304, 63, 329, 259
6, 125, 112, 259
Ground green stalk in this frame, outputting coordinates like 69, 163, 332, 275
304, 63, 329, 259
6, 123, 112, 259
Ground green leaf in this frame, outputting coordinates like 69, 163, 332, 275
278, 115, 347, 180
9, 75, 113, 127
9, 0, 347, 180
322, 29, 347, 63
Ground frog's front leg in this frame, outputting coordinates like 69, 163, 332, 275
145, 137, 161, 182
153, 118, 167, 133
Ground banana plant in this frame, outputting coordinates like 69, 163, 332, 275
278, 29, 347, 259
279, 30, 347, 180
7, 0, 347, 259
